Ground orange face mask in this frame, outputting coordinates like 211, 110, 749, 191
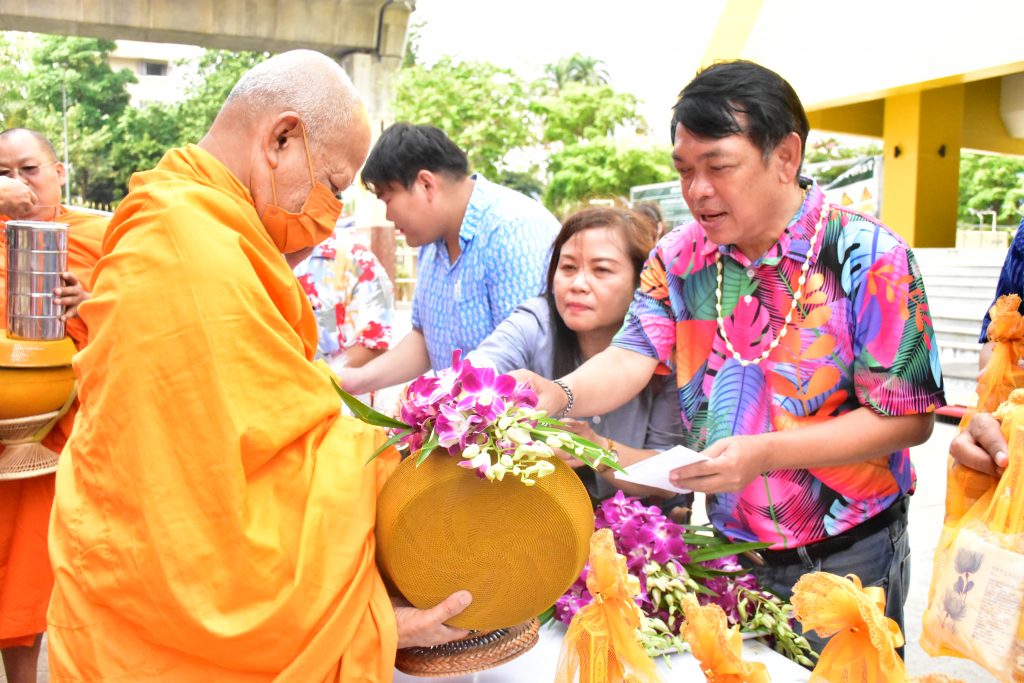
261, 124, 343, 253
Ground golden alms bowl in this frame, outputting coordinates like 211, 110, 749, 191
375, 453, 594, 631
0, 331, 75, 419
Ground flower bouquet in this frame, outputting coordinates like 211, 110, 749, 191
554, 492, 817, 668
334, 351, 620, 635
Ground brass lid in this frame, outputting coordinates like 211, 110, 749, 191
0, 330, 76, 368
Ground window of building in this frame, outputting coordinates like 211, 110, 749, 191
138, 61, 168, 77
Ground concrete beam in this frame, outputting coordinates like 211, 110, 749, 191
0, 0, 412, 58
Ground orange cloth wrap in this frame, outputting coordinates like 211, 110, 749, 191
46, 145, 399, 681
555, 528, 661, 683
0, 207, 106, 647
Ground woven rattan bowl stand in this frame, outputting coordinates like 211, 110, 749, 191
395, 617, 540, 677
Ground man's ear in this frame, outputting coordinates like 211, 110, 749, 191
774, 132, 803, 184
263, 112, 302, 169
416, 169, 439, 201
55, 161, 67, 188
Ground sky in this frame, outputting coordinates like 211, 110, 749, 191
410, 0, 727, 139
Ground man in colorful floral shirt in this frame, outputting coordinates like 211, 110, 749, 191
522, 60, 945, 652
291, 227, 394, 372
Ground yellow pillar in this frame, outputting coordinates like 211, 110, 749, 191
880, 85, 964, 248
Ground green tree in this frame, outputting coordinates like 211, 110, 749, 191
543, 53, 610, 91
175, 49, 269, 144
543, 141, 675, 216
959, 152, 1024, 224
108, 104, 185, 194
393, 57, 533, 179
27, 36, 134, 132
531, 82, 644, 145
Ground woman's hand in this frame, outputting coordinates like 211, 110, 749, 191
54, 271, 90, 321
393, 590, 473, 649
557, 418, 603, 468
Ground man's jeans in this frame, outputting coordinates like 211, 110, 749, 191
743, 511, 910, 658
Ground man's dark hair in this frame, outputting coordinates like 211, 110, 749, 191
670, 61, 809, 167
361, 123, 469, 192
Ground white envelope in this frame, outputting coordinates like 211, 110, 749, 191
613, 444, 710, 494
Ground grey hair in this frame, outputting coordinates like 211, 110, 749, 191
225, 49, 365, 148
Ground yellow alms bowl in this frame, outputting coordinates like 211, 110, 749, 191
0, 366, 75, 419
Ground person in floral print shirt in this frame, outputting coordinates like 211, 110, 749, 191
290, 227, 394, 372
518, 60, 944, 654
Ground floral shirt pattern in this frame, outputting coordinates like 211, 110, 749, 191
293, 231, 393, 360
980, 217, 1024, 341
612, 181, 945, 549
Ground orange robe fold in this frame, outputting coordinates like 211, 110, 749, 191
47, 145, 399, 681
0, 207, 106, 648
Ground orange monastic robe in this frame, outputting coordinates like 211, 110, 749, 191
0, 207, 106, 649
47, 145, 399, 681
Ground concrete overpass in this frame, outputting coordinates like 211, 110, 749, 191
0, 0, 415, 130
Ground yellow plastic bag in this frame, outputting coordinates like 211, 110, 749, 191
921, 295, 1024, 682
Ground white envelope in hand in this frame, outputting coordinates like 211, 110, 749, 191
613, 444, 710, 494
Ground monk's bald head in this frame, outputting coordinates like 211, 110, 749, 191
218, 49, 367, 153
0, 128, 59, 161
0, 127, 66, 220
200, 50, 371, 245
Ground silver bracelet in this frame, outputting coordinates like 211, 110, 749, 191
553, 378, 574, 418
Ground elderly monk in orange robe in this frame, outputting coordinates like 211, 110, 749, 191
0, 127, 105, 683
47, 50, 471, 682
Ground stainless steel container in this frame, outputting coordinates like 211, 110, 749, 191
5, 221, 69, 340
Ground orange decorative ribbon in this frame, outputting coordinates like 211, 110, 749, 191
555, 528, 661, 683
792, 572, 906, 683
679, 592, 769, 683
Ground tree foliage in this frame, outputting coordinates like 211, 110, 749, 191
958, 152, 1024, 225
543, 141, 675, 216
0, 33, 266, 205
393, 57, 532, 180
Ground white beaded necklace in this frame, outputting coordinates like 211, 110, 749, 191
714, 197, 830, 367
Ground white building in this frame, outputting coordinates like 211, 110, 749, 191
108, 40, 204, 108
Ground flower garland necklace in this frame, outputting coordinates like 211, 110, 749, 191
714, 195, 830, 367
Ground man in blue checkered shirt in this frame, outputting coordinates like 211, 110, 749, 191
341, 124, 559, 393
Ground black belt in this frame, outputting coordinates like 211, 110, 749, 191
750, 497, 909, 567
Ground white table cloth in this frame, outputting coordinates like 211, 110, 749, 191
393, 622, 811, 682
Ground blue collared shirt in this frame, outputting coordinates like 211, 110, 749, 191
412, 174, 559, 369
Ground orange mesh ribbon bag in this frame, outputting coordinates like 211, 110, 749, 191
921, 295, 1024, 681
678, 592, 769, 683
555, 528, 661, 683
792, 572, 907, 683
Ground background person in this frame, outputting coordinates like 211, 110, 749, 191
289, 226, 394, 372
0, 127, 105, 683
340, 123, 559, 395
517, 60, 944, 653
470, 207, 687, 509
46, 51, 468, 682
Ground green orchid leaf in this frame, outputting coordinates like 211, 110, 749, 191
331, 379, 411, 430
537, 606, 556, 626
364, 428, 413, 464
415, 432, 440, 466
687, 540, 768, 564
